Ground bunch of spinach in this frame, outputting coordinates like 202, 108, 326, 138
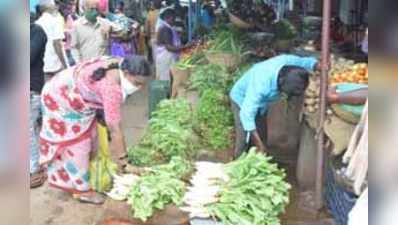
194, 89, 234, 151
128, 99, 199, 166
128, 157, 192, 221
189, 64, 231, 95
207, 148, 291, 225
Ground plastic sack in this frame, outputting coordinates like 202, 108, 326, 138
89, 124, 118, 193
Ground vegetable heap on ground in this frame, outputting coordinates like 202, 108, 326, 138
181, 149, 291, 225
209, 149, 291, 225
189, 64, 231, 95
127, 157, 193, 221
127, 99, 199, 166
194, 89, 234, 150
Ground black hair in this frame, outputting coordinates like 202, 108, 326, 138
277, 66, 310, 96
91, 62, 120, 81
160, 8, 176, 20
153, 0, 162, 9
121, 55, 151, 77
91, 56, 150, 81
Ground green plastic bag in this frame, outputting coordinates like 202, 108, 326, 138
89, 124, 118, 193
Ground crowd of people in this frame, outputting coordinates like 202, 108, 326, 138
30, 0, 208, 204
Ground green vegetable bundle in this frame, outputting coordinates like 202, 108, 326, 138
176, 50, 206, 70
128, 99, 199, 166
128, 157, 192, 221
194, 89, 234, 150
207, 30, 243, 54
189, 64, 231, 95
207, 148, 291, 225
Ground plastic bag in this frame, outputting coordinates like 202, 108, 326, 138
89, 124, 118, 193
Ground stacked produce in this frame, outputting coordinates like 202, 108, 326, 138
330, 62, 368, 85
189, 64, 231, 95
194, 89, 234, 150
127, 99, 199, 166
207, 29, 244, 55
227, 0, 276, 26
181, 161, 228, 218
107, 174, 140, 201
182, 149, 291, 225
176, 42, 208, 70
303, 74, 321, 114
127, 157, 193, 221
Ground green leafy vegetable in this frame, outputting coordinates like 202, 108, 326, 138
128, 99, 199, 166
194, 89, 234, 150
207, 148, 291, 225
128, 157, 192, 221
189, 64, 231, 95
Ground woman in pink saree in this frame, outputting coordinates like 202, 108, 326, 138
39, 55, 150, 204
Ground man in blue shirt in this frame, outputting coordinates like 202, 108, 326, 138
230, 54, 321, 157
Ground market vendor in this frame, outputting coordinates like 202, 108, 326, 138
155, 8, 191, 81
39, 55, 150, 204
230, 54, 321, 158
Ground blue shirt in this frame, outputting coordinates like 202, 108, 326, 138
230, 54, 318, 132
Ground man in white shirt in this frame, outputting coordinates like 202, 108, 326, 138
71, 0, 123, 62
35, 0, 67, 78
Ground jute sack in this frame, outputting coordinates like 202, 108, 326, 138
324, 115, 356, 156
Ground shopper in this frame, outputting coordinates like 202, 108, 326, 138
35, 0, 68, 79
230, 54, 321, 158
59, 0, 80, 66
108, 1, 140, 58
155, 8, 190, 81
39, 56, 150, 204
30, 15, 48, 188
70, 0, 121, 62
145, 0, 162, 62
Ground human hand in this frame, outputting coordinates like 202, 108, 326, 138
327, 85, 339, 104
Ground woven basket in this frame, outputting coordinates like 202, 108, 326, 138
171, 66, 191, 98
331, 104, 361, 124
228, 12, 254, 29
205, 52, 240, 69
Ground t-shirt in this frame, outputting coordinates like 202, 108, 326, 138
157, 25, 173, 46
35, 12, 65, 73
30, 23, 47, 93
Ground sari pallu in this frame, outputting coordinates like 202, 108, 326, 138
39, 63, 101, 193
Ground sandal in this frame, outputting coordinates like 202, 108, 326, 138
74, 191, 106, 205
30, 168, 47, 189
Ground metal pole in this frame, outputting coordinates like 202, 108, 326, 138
188, 0, 193, 42
315, 0, 331, 210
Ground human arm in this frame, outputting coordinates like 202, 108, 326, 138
53, 40, 67, 68
157, 26, 191, 53
51, 19, 67, 68
239, 71, 271, 152
328, 86, 368, 105
101, 80, 127, 170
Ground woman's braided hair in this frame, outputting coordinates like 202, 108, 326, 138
91, 62, 120, 81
